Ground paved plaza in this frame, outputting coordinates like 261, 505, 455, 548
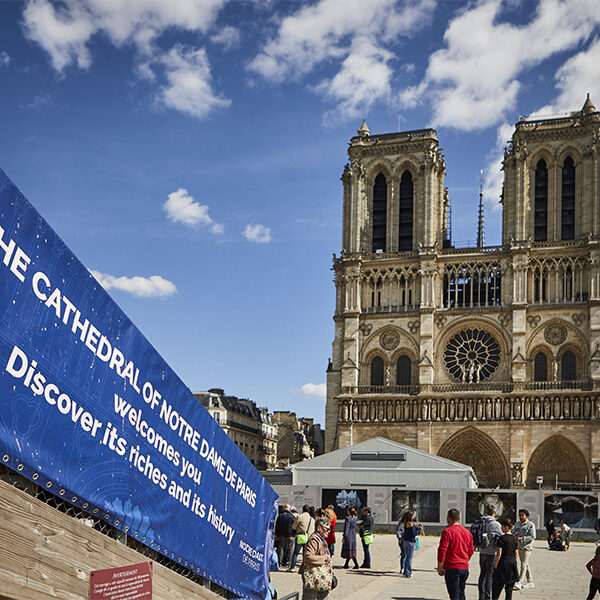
271, 534, 597, 599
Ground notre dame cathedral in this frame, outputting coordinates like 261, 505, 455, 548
325, 95, 600, 489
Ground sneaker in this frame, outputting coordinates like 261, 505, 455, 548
524, 582, 535, 589
513, 582, 522, 590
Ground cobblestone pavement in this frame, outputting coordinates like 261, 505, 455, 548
270, 534, 597, 599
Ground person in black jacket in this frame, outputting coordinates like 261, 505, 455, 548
358, 507, 374, 568
275, 504, 296, 567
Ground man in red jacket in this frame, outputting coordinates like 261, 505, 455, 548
437, 508, 474, 600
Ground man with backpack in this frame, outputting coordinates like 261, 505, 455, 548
472, 505, 502, 600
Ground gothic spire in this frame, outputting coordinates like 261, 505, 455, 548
582, 93, 596, 115
357, 118, 370, 138
477, 170, 485, 248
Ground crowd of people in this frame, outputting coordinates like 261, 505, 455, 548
273, 502, 600, 600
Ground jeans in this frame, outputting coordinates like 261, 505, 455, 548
478, 553, 495, 600
401, 540, 415, 576
328, 543, 335, 556
361, 538, 371, 567
291, 540, 304, 569
587, 577, 600, 600
445, 568, 469, 600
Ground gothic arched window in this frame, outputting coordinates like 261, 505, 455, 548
562, 156, 575, 240
561, 350, 576, 381
534, 159, 548, 242
372, 173, 387, 252
533, 352, 548, 382
399, 171, 413, 251
396, 355, 412, 385
370, 356, 384, 386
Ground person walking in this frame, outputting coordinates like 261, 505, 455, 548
477, 504, 502, 600
399, 510, 422, 578
299, 517, 333, 600
325, 506, 336, 556
491, 518, 519, 600
341, 507, 359, 569
559, 519, 572, 551
513, 509, 536, 590
275, 504, 296, 567
586, 545, 600, 600
290, 504, 315, 571
594, 516, 600, 544
545, 518, 556, 547
437, 508, 474, 600
358, 506, 374, 568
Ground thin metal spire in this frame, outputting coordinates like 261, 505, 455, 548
477, 170, 485, 248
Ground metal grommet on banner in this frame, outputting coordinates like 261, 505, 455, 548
45, 481, 52, 488
134, 531, 138, 537
83, 503, 89, 509
59, 489, 65, 496
71, 496, 77, 502
2, 455, 8, 462
17, 464, 23, 471
115, 520, 120, 526
103, 514, 109, 519
125, 526, 129, 532
32, 473, 39, 480
141, 537, 145, 542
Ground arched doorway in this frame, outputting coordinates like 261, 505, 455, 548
438, 427, 511, 487
526, 435, 589, 488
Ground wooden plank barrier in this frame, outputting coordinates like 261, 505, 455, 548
0, 479, 223, 600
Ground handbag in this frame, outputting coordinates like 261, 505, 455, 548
415, 537, 420, 550
296, 532, 308, 545
363, 531, 375, 545
302, 563, 333, 591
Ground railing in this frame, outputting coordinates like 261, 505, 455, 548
342, 380, 593, 395
280, 593, 301, 600
362, 304, 418, 314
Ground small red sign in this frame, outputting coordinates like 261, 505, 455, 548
89, 561, 152, 600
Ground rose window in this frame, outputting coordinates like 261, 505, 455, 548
443, 328, 501, 383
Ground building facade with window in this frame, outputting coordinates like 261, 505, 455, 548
325, 96, 600, 489
195, 389, 276, 470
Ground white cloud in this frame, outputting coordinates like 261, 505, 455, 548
243, 223, 271, 243
300, 383, 326, 398
482, 121, 514, 213
156, 45, 230, 119
210, 25, 240, 50
0, 51, 11, 66
22, 0, 231, 119
401, 0, 600, 131
248, 0, 436, 122
164, 188, 223, 233
91, 271, 177, 297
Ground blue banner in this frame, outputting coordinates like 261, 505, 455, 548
0, 169, 278, 599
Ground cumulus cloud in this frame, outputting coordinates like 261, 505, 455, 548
243, 223, 271, 243
164, 188, 223, 233
0, 51, 10, 66
400, 0, 600, 131
300, 383, 326, 398
156, 45, 230, 119
248, 0, 436, 122
22, 0, 230, 119
91, 271, 177, 297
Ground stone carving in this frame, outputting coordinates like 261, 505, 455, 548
511, 463, 523, 486
544, 324, 567, 346
380, 330, 400, 350
359, 323, 373, 336
407, 320, 420, 334
527, 315, 541, 329
435, 315, 447, 329
572, 313, 586, 327
498, 313, 512, 329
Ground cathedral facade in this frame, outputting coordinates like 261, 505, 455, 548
325, 96, 600, 488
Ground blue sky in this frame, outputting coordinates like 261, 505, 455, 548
1, 0, 599, 425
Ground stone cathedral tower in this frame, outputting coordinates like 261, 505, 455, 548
326, 97, 600, 488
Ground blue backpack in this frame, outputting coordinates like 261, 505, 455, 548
470, 519, 489, 549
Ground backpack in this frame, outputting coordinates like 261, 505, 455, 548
470, 519, 490, 549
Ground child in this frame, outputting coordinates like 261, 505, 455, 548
586, 546, 600, 600
492, 518, 519, 600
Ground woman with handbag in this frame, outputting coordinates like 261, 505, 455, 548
358, 506, 374, 568
299, 517, 335, 599
399, 510, 422, 578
